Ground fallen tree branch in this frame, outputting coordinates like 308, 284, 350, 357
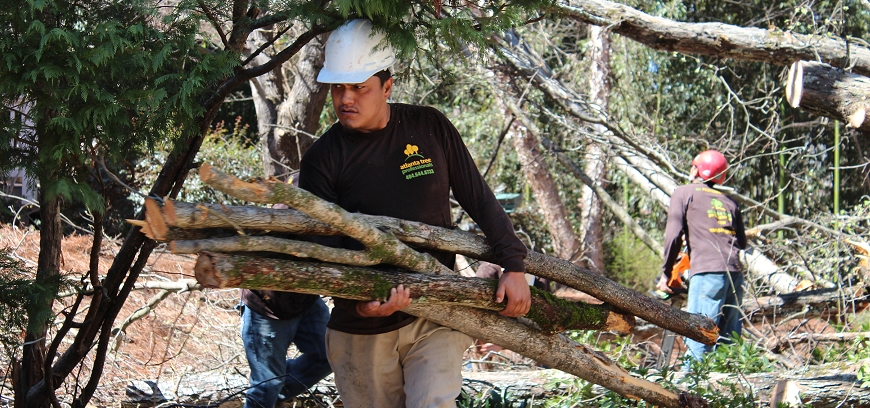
137, 163, 714, 407
553, 0, 870, 76
141, 198, 719, 345
743, 286, 867, 322
403, 303, 694, 407
193, 252, 635, 334
171, 236, 383, 266
198, 163, 452, 276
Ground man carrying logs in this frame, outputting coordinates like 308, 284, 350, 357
298, 19, 531, 408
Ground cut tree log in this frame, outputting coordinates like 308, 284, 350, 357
143, 198, 719, 345
197, 163, 454, 276
193, 252, 635, 334
786, 60, 870, 133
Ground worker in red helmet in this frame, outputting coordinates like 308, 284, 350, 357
657, 149, 747, 370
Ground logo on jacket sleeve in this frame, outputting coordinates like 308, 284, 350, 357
399, 144, 435, 180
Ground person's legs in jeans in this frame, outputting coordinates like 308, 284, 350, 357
683, 272, 728, 369
280, 297, 332, 399
241, 307, 300, 408
718, 272, 744, 343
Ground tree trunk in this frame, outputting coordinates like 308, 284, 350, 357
19, 193, 62, 407
193, 252, 635, 334
578, 24, 611, 273
786, 60, 870, 133
248, 26, 329, 180
510, 123, 583, 263
274, 31, 329, 173
554, 0, 870, 77
246, 29, 286, 178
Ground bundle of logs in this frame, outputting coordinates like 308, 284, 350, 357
130, 163, 720, 408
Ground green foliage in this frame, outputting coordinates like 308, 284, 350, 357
0, 0, 233, 212
690, 336, 774, 374
0, 248, 67, 360
135, 118, 261, 205
457, 386, 531, 408
605, 229, 662, 292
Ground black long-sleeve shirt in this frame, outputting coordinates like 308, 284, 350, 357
299, 103, 527, 334
661, 182, 747, 281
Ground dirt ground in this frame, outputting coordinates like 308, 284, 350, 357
1, 224, 251, 405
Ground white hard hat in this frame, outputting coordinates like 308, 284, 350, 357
317, 19, 396, 84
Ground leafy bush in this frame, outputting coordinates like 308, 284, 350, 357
0, 249, 69, 361
134, 117, 261, 206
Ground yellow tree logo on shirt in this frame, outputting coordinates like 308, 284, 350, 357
404, 144, 421, 158
399, 144, 434, 180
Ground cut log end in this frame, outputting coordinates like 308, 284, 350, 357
198, 162, 214, 182
163, 197, 177, 226
606, 312, 636, 334
126, 219, 156, 240
194, 252, 223, 288
849, 108, 866, 129
143, 198, 169, 241
785, 60, 804, 108
700, 327, 720, 346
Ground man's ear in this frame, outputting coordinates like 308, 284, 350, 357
383, 77, 394, 98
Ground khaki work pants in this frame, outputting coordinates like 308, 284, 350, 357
325, 318, 473, 408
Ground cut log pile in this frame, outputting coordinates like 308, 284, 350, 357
129, 163, 723, 408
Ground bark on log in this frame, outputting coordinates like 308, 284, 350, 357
193, 252, 634, 334
198, 163, 453, 276
669, 360, 870, 407
403, 303, 698, 408
742, 286, 866, 322
740, 246, 805, 294
786, 60, 870, 133
147, 198, 719, 345
554, 0, 870, 77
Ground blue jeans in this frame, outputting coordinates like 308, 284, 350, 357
683, 271, 744, 367
241, 298, 332, 408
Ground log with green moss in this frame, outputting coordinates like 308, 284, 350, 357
147, 196, 717, 345
194, 252, 634, 334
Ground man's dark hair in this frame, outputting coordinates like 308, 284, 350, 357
373, 69, 392, 85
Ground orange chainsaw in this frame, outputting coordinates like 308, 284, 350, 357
653, 252, 690, 300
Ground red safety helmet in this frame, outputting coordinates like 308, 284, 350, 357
692, 150, 728, 184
